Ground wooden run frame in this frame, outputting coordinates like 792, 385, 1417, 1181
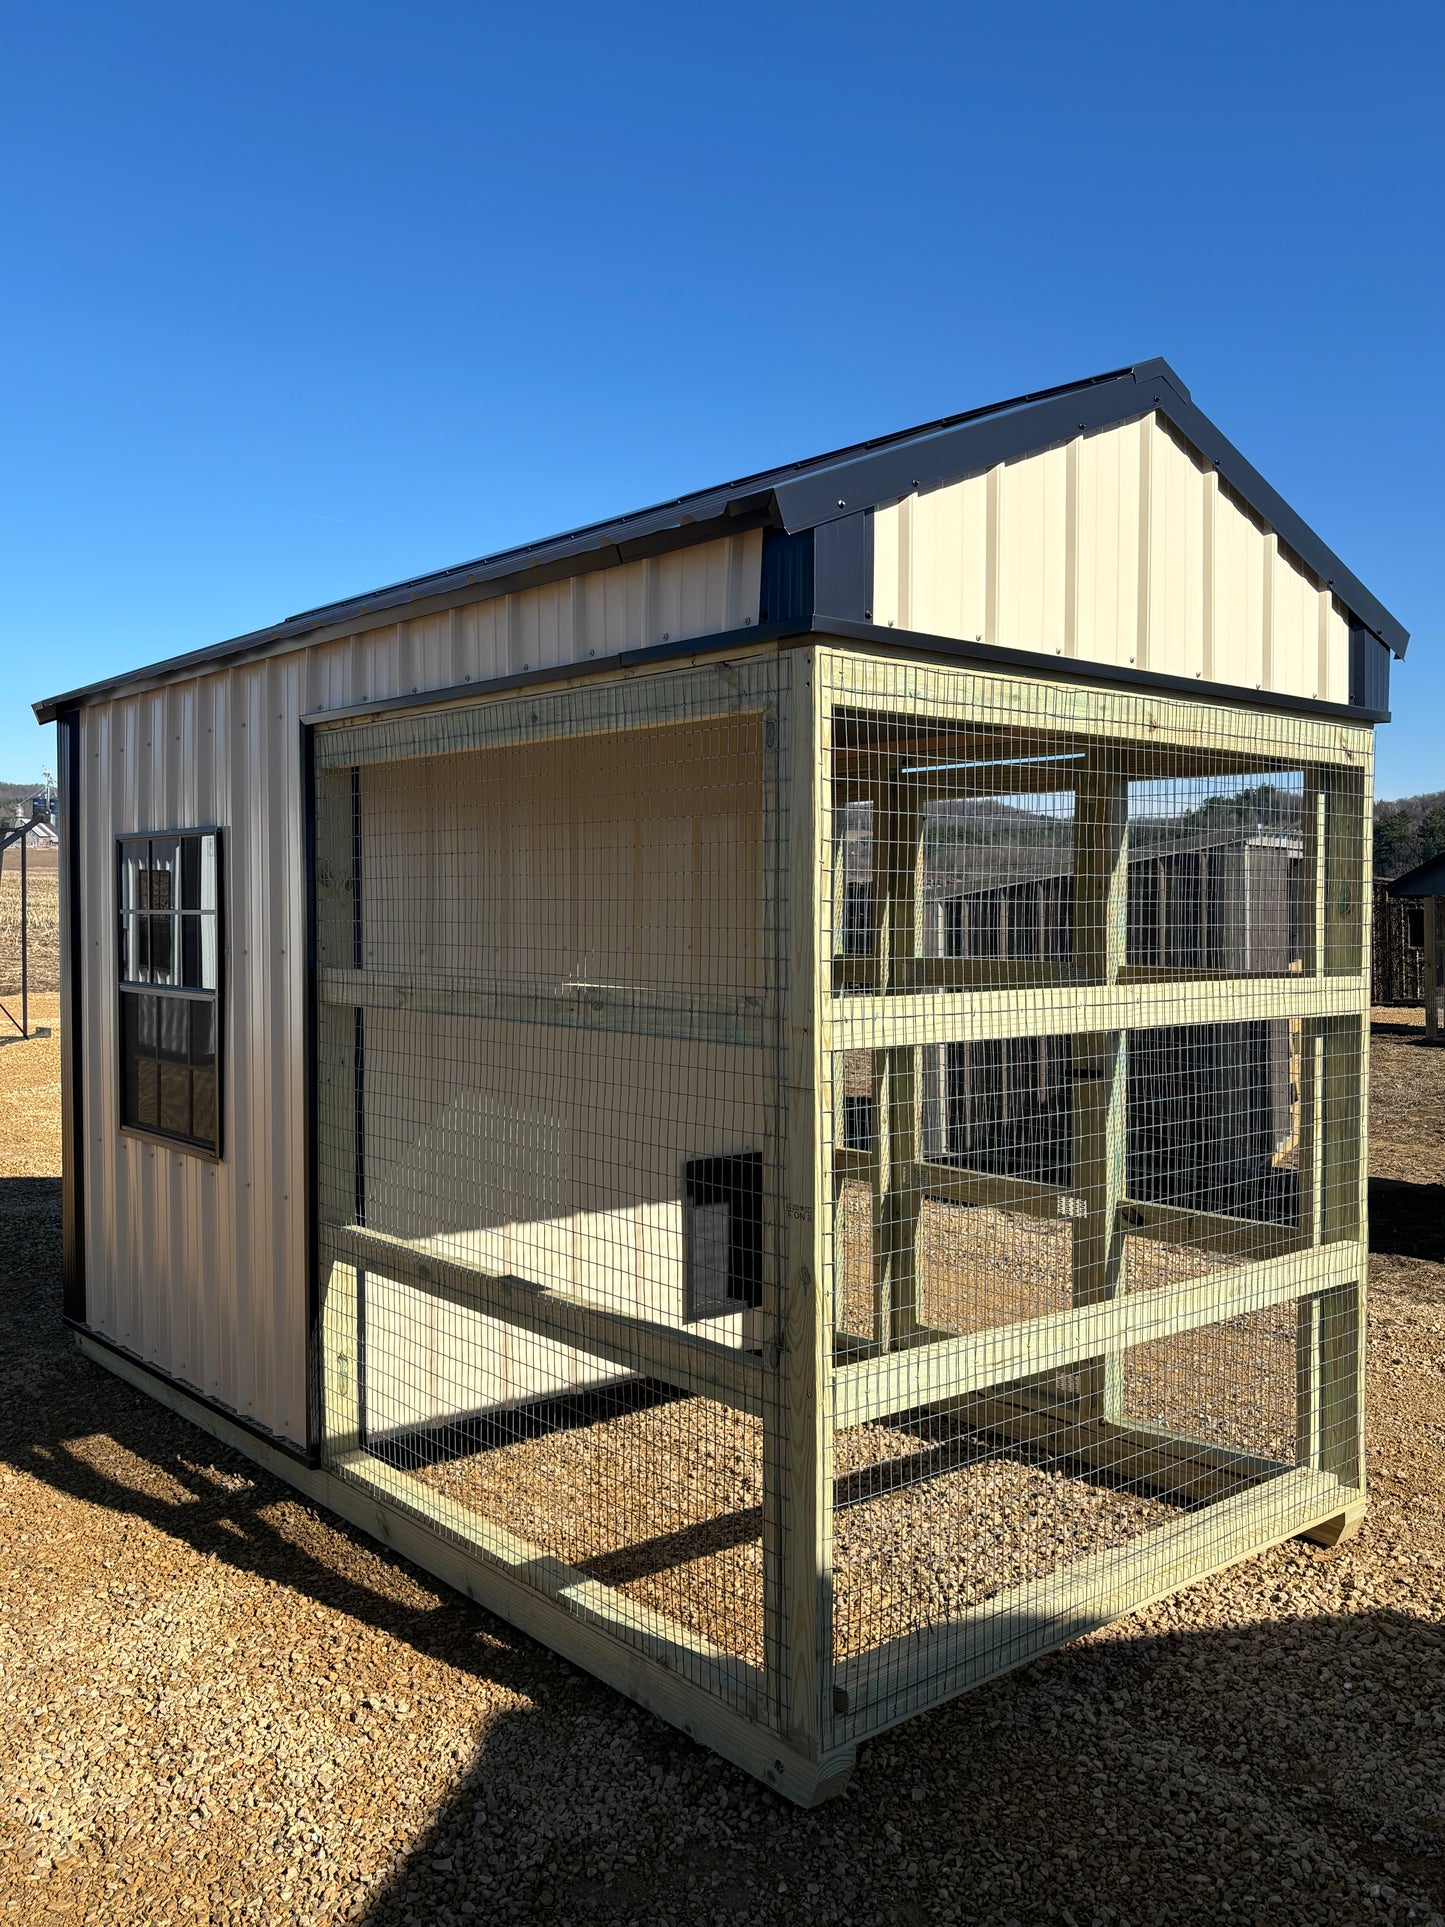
156, 634, 1368, 1806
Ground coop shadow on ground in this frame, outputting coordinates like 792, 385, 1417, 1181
7, 1337, 1444, 1924
5, 1173, 1441, 1921
1368, 1177, 1445, 1262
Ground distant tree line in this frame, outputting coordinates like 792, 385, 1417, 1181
1374, 790, 1445, 880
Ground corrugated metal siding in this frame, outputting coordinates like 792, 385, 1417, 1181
78, 531, 762, 1444
872, 415, 1351, 702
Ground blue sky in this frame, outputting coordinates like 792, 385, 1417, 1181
2, 2, 1440, 796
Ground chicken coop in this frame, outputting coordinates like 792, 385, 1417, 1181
36, 360, 1403, 1803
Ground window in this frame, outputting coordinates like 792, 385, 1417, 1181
117, 831, 221, 1154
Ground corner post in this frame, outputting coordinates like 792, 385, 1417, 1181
58, 709, 86, 1326
1300, 740, 1371, 1547
313, 750, 366, 1458
763, 648, 833, 1765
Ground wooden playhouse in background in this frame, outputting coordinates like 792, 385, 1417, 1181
36, 360, 1404, 1801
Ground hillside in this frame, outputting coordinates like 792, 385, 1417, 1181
1374, 788, 1445, 880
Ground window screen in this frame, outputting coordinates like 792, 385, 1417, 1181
117, 831, 221, 1154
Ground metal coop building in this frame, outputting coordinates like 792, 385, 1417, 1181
36, 361, 1405, 1803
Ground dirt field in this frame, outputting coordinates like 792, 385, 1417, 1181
1, 1012, 1442, 1925
0, 850, 58, 1003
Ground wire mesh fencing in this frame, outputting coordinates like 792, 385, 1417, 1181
313, 659, 792, 1720
309, 641, 1371, 1778
819, 651, 1368, 1740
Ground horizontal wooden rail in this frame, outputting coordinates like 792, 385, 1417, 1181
832, 1239, 1362, 1429
833, 1464, 1353, 1739
821, 650, 1373, 769
332, 1449, 762, 1714
1118, 1198, 1308, 1263
959, 1388, 1291, 1507
913, 1160, 1081, 1219
827, 973, 1368, 1051
833, 1147, 878, 1184
315, 677, 774, 771
323, 1223, 764, 1416
319, 965, 768, 1047
912, 1163, 1308, 1260
890, 958, 1077, 994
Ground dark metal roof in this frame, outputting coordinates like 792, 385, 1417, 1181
33, 357, 1409, 724
1384, 852, 1445, 897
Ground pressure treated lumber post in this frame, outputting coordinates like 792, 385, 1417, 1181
1427, 897, 1441, 1043
315, 762, 364, 1455
877, 1046, 920, 1348
1071, 750, 1128, 1419
763, 650, 832, 1756
1321, 767, 1365, 979
1295, 1017, 1325, 1480
1301, 768, 1325, 978
1298, 748, 1369, 1546
873, 763, 922, 1347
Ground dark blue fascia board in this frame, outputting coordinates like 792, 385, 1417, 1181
813, 618, 1389, 727
1158, 387, 1407, 659
772, 360, 1408, 660
772, 363, 1179, 530
1349, 627, 1391, 712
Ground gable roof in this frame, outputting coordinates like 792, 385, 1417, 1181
33, 357, 1408, 724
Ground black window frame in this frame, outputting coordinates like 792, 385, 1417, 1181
116, 828, 224, 1159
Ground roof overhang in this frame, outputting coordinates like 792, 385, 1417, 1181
34, 358, 1409, 725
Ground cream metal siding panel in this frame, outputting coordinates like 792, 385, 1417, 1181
1269, 542, 1323, 702
77, 530, 764, 1445
1074, 419, 1142, 669
79, 660, 310, 1444
869, 414, 1355, 704
995, 442, 1068, 657
1211, 484, 1265, 690
1321, 595, 1349, 705
921, 470, 988, 645
1147, 420, 1206, 681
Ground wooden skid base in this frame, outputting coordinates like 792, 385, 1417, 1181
76, 1331, 1361, 1799
76, 1334, 854, 1807
833, 1463, 1360, 1743
1297, 1503, 1367, 1547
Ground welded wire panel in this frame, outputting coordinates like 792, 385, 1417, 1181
313, 661, 785, 1713
308, 639, 1371, 1775
817, 647, 1370, 1746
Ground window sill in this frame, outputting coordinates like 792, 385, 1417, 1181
119, 1124, 222, 1164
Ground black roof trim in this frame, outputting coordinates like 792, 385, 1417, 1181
34, 358, 1408, 723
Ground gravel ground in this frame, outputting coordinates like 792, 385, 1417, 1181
414, 1402, 1176, 1671
2, 1007, 1443, 1925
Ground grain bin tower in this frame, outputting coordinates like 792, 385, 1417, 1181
36, 361, 1403, 1802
